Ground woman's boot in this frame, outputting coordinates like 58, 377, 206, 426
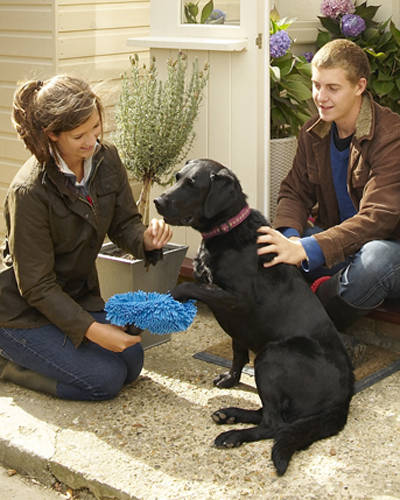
0, 358, 57, 396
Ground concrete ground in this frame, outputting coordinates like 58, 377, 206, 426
0, 464, 65, 500
0, 303, 400, 500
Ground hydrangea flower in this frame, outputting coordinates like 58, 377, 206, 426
304, 51, 314, 63
270, 30, 291, 59
320, 0, 355, 19
341, 14, 366, 37
205, 9, 226, 24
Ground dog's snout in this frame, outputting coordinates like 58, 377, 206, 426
154, 196, 164, 211
154, 194, 170, 216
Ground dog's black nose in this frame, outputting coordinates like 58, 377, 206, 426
154, 196, 166, 214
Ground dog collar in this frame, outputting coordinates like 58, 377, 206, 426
201, 205, 251, 240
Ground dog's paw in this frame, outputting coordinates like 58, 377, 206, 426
214, 430, 243, 449
170, 282, 194, 302
211, 408, 237, 425
213, 371, 240, 388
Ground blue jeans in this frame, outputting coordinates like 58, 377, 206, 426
303, 226, 400, 309
0, 312, 144, 401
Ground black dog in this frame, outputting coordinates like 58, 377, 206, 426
154, 159, 354, 476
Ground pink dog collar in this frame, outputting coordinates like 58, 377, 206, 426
201, 205, 251, 240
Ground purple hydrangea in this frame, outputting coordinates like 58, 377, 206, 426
341, 14, 366, 37
205, 9, 226, 24
320, 0, 355, 19
270, 30, 291, 59
304, 51, 314, 63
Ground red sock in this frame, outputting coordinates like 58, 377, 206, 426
310, 276, 331, 293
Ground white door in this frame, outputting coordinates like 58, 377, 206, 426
128, 0, 269, 258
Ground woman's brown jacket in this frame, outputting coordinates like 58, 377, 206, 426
0, 142, 157, 347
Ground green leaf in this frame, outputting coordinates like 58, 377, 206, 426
316, 30, 332, 48
355, 4, 380, 21
318, 16, 341, 36
377, 70, 392, 81
200, 0, 214, 24
372, 79, 395, 96
363, 27, 380, 41
284, 75, 312, 101
390, 21, 400, 46
270, 65, 281, 82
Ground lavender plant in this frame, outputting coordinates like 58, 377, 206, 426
317, 0, 400, 114
114, 52, 209, 225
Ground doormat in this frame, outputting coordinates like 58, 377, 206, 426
193, 339, 400, 394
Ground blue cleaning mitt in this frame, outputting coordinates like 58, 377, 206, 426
105, 290, 197, 335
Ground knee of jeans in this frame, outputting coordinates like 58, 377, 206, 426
91, 360, 127, 400
123, 343, 144, 384
360, 240, 399, 271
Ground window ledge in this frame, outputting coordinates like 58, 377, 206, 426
127, 36, 248, 52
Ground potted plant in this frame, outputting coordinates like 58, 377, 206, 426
96, 52, 209, 348
269, 6, 313, 218
183, 1, 226, 24
317, 0, 400, 114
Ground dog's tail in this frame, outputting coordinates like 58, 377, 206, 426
271, 402, 350, 476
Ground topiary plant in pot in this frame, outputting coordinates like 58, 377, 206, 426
114, 51, 209, 225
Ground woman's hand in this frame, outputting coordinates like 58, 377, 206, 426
256, 226, 307, 268
85, 322, 141, 352
143, 218, 173, 251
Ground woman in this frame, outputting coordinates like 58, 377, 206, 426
0, 75, 172, 400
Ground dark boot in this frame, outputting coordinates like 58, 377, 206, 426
315, 272, 369, 367
0, 358, 57, 396
315, 271, 371, 330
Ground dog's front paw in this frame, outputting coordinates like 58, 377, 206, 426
211, 408, 238, 425
214, 430, 243, 449
170, 282, 194, 302
213, 371, 240, 388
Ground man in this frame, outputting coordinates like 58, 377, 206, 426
258, 39, 400, 335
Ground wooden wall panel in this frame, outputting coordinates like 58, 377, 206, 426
58, 27, 148, 59
0, 34, 53, 59
0, 5, 52, 32
58, 3, 149, 32
0, 0, 151, 237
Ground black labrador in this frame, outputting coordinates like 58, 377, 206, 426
154, 159, 354, 476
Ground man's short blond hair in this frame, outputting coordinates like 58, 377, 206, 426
312, 39, 370, 85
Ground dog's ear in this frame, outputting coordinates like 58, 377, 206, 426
204, 168, 237, 219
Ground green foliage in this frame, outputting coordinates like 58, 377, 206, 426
114, 52, 209, 223
317, 1, 400, 115
270, 16, 313, 138
184, 1, 214, 24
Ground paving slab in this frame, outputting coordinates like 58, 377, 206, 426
0, 304, 400, 499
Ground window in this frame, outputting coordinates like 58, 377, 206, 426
181, 1, 240, 26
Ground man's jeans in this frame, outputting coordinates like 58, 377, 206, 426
303, 226, 400, 309
0, 312, 143, 401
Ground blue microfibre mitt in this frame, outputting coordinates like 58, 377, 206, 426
105, 290, 197, 335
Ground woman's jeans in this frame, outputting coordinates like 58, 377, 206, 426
303, 226, 400, 309
0, 312, 144, 401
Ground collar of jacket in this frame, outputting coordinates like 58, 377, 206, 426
43, 144, 104, 201
306, 92, 375, 142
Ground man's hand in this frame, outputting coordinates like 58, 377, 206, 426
256, 226, 307, 268
85, 322, 142, 352
143, 218, 173, 251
